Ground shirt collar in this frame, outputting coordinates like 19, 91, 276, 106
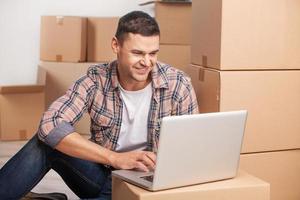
151, 62, 169, 89
110, 61, 119, 90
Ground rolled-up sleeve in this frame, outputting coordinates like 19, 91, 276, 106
38, 75, 96, 148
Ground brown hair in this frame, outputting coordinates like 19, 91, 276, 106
115, 11, 160, 44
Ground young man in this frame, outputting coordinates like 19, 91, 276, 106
0, 11, 198, 199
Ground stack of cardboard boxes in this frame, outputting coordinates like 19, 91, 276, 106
141, 0, 192, 72
188, 1, 300, 200
40, 16, 118, 63
39, 16, 119, 135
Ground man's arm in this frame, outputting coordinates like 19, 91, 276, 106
38, 75, 95, 147
55, 132, 156, 172
38, 74, 155, 171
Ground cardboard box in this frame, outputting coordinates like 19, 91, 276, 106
39, 61, 97, 135
87, 17, 118, 62
112, 171, 269, 200
158, 44, 190, 72
187, 64, 300, 153
191, 0, 300, 70
140, 1, 191, 45
40, 16, 87, 62
0, 68, 46, 140
240, 150, 300, 200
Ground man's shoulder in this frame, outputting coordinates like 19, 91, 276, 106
84, 61, 118, 91
87, 62, 111, 79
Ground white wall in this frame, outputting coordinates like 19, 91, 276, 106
0, 0, 154, 85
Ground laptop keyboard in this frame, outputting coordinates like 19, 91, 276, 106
140, 175, 154, 182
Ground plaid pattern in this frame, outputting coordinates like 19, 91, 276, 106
38, 61, 199, 152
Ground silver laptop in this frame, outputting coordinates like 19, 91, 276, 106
112, 110, 247, 191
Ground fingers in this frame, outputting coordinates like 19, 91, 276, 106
113, 151, 157, 172
137, 151, 156, 171
134, 161, 150, 172
145, 152, 156, 165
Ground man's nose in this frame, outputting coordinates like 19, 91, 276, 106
141, 54, 152, 67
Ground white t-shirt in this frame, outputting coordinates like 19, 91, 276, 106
115, 83, 152, 152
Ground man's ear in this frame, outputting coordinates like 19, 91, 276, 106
111, 36, 119, 54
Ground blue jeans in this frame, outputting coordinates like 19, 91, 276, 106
0, 134, 112, 200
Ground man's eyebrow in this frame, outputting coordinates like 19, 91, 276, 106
150, 49, 159, 53
131, 49, 144, 53
131, 49, 159, 54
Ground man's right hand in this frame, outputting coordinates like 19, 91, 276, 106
108, 151, 156, 172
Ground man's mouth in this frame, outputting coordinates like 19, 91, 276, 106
134, 67, 149, 74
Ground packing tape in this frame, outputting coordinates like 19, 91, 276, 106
19, 130, 27, 140
56, 16, 64, 25
56, 55, 63, 61
202, 55, 208, 67
198, 68, 205, 82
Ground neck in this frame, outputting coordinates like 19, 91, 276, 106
119, 78, 151, 91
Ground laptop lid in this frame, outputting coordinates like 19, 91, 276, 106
151, 110, 247, 190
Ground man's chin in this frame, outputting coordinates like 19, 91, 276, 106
133, 74, 151, 83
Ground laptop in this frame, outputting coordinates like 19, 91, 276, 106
112, 110, 247, 191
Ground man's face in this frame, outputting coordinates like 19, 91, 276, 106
112, 33, 160, 91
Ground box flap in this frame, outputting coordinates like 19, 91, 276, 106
0, 85, 44, 94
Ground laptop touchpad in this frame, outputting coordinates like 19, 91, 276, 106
140, 175, 154, 182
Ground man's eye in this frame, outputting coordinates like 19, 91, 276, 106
132, 51, 143, 55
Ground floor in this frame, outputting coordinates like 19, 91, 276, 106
0, 140, 79, 199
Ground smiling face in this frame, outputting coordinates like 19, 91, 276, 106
112, 33, 160, 91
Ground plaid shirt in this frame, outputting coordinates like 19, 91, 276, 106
38, 61, 199, 152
